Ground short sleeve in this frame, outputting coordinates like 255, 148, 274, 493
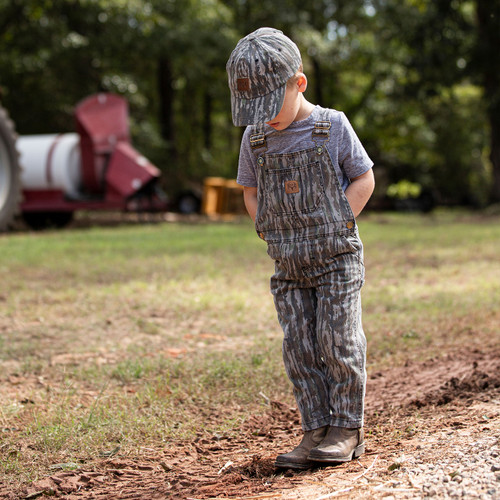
338, 112, 373, 180
236, 127, 258, 187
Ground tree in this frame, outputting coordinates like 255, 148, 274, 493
474, 0, 500, 202
0, 0, 239, 195
1, 0, 498, 206
372, 0, 500, 204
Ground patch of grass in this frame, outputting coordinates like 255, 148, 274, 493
360, 211, 500, 364
0, 211, 499, 486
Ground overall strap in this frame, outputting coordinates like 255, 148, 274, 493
248, 123, 267, 166
312, 109, 331, 155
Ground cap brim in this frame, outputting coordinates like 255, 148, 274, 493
231, 84, 286, 127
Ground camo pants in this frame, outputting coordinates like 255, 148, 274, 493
251, 116, 367, 431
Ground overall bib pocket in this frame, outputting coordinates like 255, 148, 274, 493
265, 160, 325, 216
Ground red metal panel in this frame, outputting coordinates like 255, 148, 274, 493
21, 189, 68, 211
105, 142, 160, 198
21, 189, 126, 212
75, 93, 130, 194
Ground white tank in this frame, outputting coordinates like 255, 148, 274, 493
18, 133, 82, 198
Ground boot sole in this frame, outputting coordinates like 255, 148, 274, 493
308, 442, 365, 463
274, 459, 313, 470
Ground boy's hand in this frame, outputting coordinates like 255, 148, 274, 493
345, 169, 375, 218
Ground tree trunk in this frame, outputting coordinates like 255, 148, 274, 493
311, 57, 324, 107
476, 0, 500, 202
158, 56, 177, 164
489, 115, 500, 202
203, 91, 212, 150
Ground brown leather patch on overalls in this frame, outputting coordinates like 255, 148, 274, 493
285, 180, 300, 194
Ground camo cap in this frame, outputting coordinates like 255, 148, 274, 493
227, 27, 302, 127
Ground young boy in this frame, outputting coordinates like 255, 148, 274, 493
226, 27, 375, 470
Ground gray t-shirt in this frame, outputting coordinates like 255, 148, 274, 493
237, 105, 373, 191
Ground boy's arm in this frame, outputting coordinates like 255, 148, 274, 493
243, 169, 374, 223
345, 169, 375, 218
243, 186, 258, 222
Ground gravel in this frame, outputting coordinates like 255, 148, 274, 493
392, 429, 499, 499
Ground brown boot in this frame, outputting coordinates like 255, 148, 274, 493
275, 426, 328, 470
308, 426, 364, 463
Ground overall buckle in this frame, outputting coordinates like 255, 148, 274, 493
250, 133, 266, 150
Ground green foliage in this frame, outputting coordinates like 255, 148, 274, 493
387, 180, 422, 200
0, 0, 497, 203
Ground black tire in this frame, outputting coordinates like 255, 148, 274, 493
176, 190, 201, 214
22, 211, 74, 230
0, 105, 22, 232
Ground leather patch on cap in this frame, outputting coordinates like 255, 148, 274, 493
237, 78, 250, 91
285, 180, 300, 194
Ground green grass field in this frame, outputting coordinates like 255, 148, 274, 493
1, 210, 499, 485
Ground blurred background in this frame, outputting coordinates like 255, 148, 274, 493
1, 0, 499, 212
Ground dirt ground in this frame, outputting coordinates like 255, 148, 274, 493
3, 347, 497, 500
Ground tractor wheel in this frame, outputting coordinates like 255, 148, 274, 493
0, 105, 22, 232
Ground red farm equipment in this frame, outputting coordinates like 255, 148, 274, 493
0, 93, 167, 230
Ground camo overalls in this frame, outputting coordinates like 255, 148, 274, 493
250, 111, 367, 431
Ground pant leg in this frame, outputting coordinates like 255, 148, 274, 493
272, 284, 332, 431
315, 251, 366, 428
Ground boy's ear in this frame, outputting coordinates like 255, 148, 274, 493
297, 74, 308, 93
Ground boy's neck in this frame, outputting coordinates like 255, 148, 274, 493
295, 97, 316, 123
